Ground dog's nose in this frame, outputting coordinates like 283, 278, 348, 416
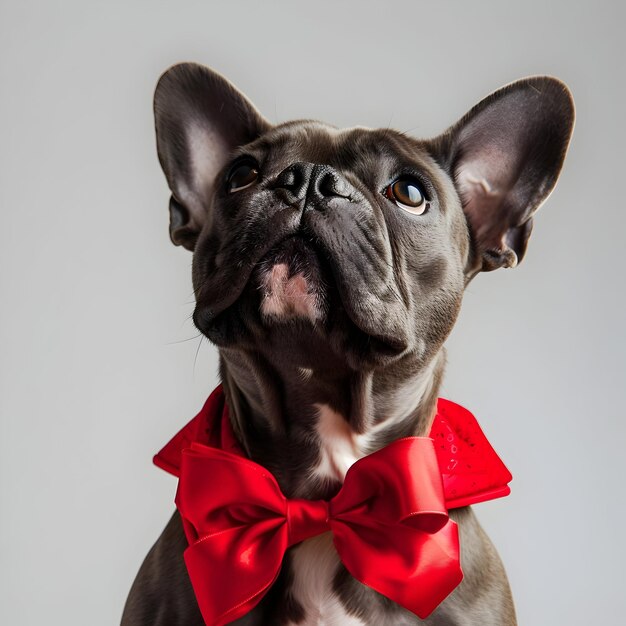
275, 163, 353, 204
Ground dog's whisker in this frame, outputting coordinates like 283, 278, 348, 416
193, 335, 205, 376
164, 333, 203, 346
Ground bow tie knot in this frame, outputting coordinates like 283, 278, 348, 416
286, 498, 330, 546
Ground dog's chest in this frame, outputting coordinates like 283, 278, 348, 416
286, 534, 366, 626
283, 405, 368, 625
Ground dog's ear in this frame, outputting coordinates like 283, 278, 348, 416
154, 63, 270, 250
430, 77, 574, 275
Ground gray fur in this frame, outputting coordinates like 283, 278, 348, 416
122, 62, 574, 625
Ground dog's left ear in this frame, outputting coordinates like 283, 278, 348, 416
430, 77, 574, 275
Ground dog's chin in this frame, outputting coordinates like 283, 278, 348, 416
194, 235, 409, 365
255, 235, 327, 326
194, 235, 326, 341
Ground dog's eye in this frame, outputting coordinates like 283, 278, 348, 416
386, 178, 429, 215
227, 161, 259, 193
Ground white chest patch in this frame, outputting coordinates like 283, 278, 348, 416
287, 533, 366, 626
311, 404, 363, 482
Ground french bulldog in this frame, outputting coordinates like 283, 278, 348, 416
122, 62, 574, 625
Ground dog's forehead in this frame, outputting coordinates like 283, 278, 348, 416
246, 120, 431, 172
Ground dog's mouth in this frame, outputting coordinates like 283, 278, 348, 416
253, 235, 328, 324
194, 231, 409, 363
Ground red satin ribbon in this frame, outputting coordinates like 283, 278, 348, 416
177, 438, 461, 625
154, 386, 512, 625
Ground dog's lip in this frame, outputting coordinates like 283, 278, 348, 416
256, 236, 409, 355
194, 231, 409, 359
256, 233, 322, 271
193, 232, 326, 335
194, 230, 302, 325
255, 234, 327, 322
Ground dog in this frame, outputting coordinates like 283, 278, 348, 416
122, 62, 574, 625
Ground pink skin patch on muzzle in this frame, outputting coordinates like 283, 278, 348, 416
259, 263, 321, 322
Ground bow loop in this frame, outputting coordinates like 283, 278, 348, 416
333, 438, 448, 531
176, 443, 287, 540
177, 443, 290, 626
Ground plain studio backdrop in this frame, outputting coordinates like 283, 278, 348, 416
1, 1, 624, 624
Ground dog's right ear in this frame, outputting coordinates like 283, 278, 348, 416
428, 77, 574, 277
154, 63, 270, 250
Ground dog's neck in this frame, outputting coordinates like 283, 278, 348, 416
218, 345, 445, 499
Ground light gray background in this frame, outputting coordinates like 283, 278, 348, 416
1, 1, 624, 624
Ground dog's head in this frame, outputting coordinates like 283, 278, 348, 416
154, 63, 573, 373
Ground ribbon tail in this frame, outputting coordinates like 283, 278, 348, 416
334, 519, 463, 620
406, 519, 464, 617
183, 525, 286, 626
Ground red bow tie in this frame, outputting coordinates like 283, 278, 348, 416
154, 387, 512, 625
